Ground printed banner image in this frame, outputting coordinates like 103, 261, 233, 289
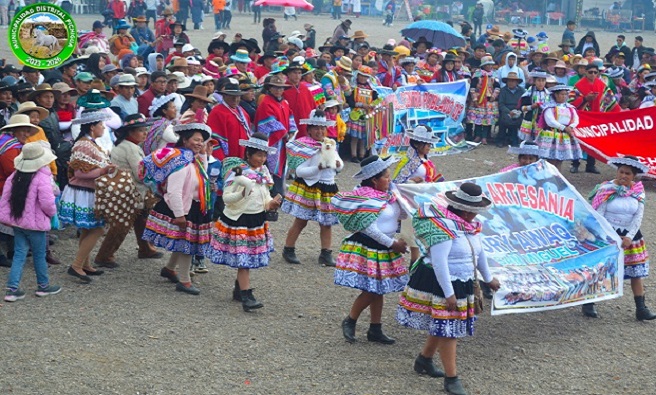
574, 106, 656, 178
374, 81, 475, 158
396, 160, 624, 315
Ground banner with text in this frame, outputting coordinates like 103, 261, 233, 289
574, 107, 656, 178
396, 160, 624, 315
374, 80, 473, 157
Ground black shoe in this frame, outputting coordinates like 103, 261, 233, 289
232, 280, 242, 302
282, 246, 301, 264
67, 267, 92, 284
585, 167, 601, 174
366, 325, 395, 344
635, 295, 656, 321
83, 268, 105, 276
479, 280, 493, 300
581, 303, 600, 318
569, 165, 579, 174
350, 157, 360, 163
444, 377, 468, 395
414, 353, 445, 377
318, 249, 335, 266
176, 282, 200, 295
160, 267, 180, 283
341, 316, 356, 343
241, 289, 263, 311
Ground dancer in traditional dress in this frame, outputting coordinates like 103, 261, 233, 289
332, 155, 409, 344
585, 156, 656, 321
144, 94, 179, 156
392, 125, 443, 264
282, 110, 343, 266
60, 110, 115, 284
141, 123, 213, 295
397, 183, 500, 395
518, 69, 551, 142
466, 56, 499, 145
345, 66, 378, 163
535, 85, 581, 172
205, 133, 281, 311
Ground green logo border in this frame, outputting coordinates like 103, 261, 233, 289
8, 3, 78, 70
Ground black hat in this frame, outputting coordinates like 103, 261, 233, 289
243, 38, 262, 53
208, 40, 230, 54
174, 38, 187, 47
0, 82, 11, 92
2, 64, 20, 74
329, 45, 348, 55
444, 182, 492, 213
283, 57, 305, 73
170, 21, 185, 31
12, 82, 34, 96
220, 77, 246, 96
257, 51, 277, 64
377, 44, 398, 56
443, 53, 457, 63
114, 113, 154, 137
21, 65, 39, 73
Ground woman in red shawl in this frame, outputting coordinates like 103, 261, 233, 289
254, 75, 298, 197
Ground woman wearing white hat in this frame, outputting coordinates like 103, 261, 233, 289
332, 155, 409, 344
60, 110, 117, 284
392, 125, 445, 263
0, 142, 61, 302
535, 84, 581, 171
586, 156, 655, 321
282, 109, 343, 266
205, 133, 282, 311
466, 56, 500, 145
397, 183, 500, 395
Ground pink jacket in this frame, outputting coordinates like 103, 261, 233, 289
164, 156, 207, 218
0, 167, 58, 232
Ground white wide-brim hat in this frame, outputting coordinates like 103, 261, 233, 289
239, 136, 277, 155
14, 141, 57, 173
405, 125, 440, 144
607, 156, 650, 176
508, 141, 540, 156
299, 109, 336, 127
353, 155, 399, 181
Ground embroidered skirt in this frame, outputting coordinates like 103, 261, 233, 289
346, 118, 367, 140
142, 200, 211, 255
334, 232, 408, 295
519, 118, 539, 142
59, 185, 104, 229
536, 127, 582, 161
466, 101, 498, 126
396, 260, 476, 338
205, 211, 273, 269
620, 229, 649, 279
281, 178, 339, 226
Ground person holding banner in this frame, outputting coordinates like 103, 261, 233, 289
282, 110, 343, 267
332, 155, 409, 345
392, 125, 444, 263
535, 85, 582, 172
500, 141, 540, 172
396, 183, 500, 395
586, 156, 656, 321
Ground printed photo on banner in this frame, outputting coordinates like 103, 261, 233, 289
396, 160, 625, 315
374, 80, 474, 158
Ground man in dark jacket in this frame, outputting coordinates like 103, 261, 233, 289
629, 36, 645, 70
497, 72, 525, 147
605, 35, 632, 62
574, 31, 600, 56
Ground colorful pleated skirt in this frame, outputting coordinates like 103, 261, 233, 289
142, 200, 211, 256
536, 127, 582, 161
334, 233, 408, 295
466, 101, 498, 126
519, 118, 539, 142
281, 178, 339, 226
396, 260, 476, 338
59, 185, 104, 229
205, 211, 273, 269
620, 229, 649, 279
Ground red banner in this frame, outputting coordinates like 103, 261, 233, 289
573, 107, 656, 178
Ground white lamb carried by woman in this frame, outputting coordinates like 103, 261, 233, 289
319, 137, 339, 169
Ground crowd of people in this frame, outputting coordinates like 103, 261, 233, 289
0, 8, 654, 395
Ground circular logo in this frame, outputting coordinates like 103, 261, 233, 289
8, 4, 78, 69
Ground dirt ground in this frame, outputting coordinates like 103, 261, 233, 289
1, 12, 655, 395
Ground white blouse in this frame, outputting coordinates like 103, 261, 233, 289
426, 232, 493, 298
361, 200, 403, 248
596, 195, 644, 239
544, 103, 579, 131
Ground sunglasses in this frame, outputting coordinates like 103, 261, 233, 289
587, 70, 599, 74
